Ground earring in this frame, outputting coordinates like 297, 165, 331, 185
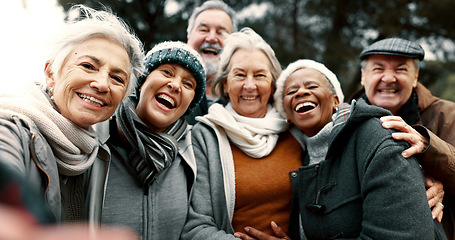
48, 87, 54, 101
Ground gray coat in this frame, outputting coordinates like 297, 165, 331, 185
98, 120, 197, 240
289, 99, 439, 240
0, 112, 61, 219
0, 111, 109, 224
180, 119, 239, 240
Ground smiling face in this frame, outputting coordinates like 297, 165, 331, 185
136, 63, 196, 132
361, 54, 419, 115
223, 49, 274, 118
45, 36, 131, 129
187, 9, 233, 78
283, 68, 339, 137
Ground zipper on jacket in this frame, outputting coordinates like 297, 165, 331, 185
10, 115, 51, 195
29, 134, 51, 195
143, 185, 150, 240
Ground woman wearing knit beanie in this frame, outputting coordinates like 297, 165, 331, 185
273, 59, 445, 239
98, 41, 206, 240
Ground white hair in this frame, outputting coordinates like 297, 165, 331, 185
47, 4, 144, 96
186, 0, 237, 39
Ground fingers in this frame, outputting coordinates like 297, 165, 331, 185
426, 178, 444, 205
271, 221, 291, 240
234, 231, 255, 240
380, 116, 404, 122
432, 201, 444, 222
426, 178, 445, 221
380, 116, 408, 132
233, 222, 291, 240
381, 116, 428, 158
437, 206, 444, 223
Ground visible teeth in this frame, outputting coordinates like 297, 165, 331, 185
242, 96, 257, 100
157, 94, 175, 107
380, 89, 397, 93
78, 93, 104, 107
202, 47, 220, 55
295, 102, 316, 112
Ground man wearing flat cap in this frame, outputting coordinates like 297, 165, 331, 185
357, 37, 455, 240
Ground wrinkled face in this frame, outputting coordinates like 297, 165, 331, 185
283, 68, 339, 137
187, 9, 233, 77
223, 49, 274, 118
45, 37, 131, 129
136, 63, 196, 132
361, 54, 419, 115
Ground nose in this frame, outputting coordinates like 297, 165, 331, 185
205, 29, 219, 43
295, 87, 310, 98
381, 69, 397, 83
90, 72, 109, 93
167, 79, 181, 93
243, 76, 257, 91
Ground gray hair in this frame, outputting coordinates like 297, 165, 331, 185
213, 27, 282, 102
48, 4, 144, 96
186, 0, 238, 39
360, 58, 420, 72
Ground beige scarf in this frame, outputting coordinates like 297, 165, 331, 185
0, 81, 99, 176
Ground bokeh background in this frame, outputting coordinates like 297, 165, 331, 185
4, 0, 455, 101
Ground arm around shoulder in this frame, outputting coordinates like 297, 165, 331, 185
418, 128, 455, 196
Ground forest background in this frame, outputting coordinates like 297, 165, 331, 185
56, 0, 455, 101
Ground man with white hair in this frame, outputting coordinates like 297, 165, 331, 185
185, 0, 237, 124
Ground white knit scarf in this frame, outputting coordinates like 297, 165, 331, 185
202, 103, 289, 158
0, 82, 99, 176
198, 102, 288, 220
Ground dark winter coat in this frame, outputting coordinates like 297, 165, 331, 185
289, 99, 439, 240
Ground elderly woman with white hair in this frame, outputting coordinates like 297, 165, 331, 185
181, 27, 305, 240
270, 59, 446, 239
0, 4, 144, 226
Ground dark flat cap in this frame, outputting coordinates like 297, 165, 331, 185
359, 38, 425, 61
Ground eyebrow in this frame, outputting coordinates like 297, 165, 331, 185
372, 61, 409, 67
198, 22, 228, 32
80, 55, 128, 77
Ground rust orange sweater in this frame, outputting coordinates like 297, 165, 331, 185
231, 131, 302, 235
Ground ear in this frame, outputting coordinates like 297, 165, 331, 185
222, 80, 229, 98
44, 61, 55, 88
412, 69, 419, 88
360, 68, 366, 87
333, 95, 340, 113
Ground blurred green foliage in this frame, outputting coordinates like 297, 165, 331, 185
57, 0, 455, 101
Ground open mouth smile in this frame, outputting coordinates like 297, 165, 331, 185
156, 93, 176, 109
77, 93, 105, 107
201, 47, 220, 56
295, 102, 317, 113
